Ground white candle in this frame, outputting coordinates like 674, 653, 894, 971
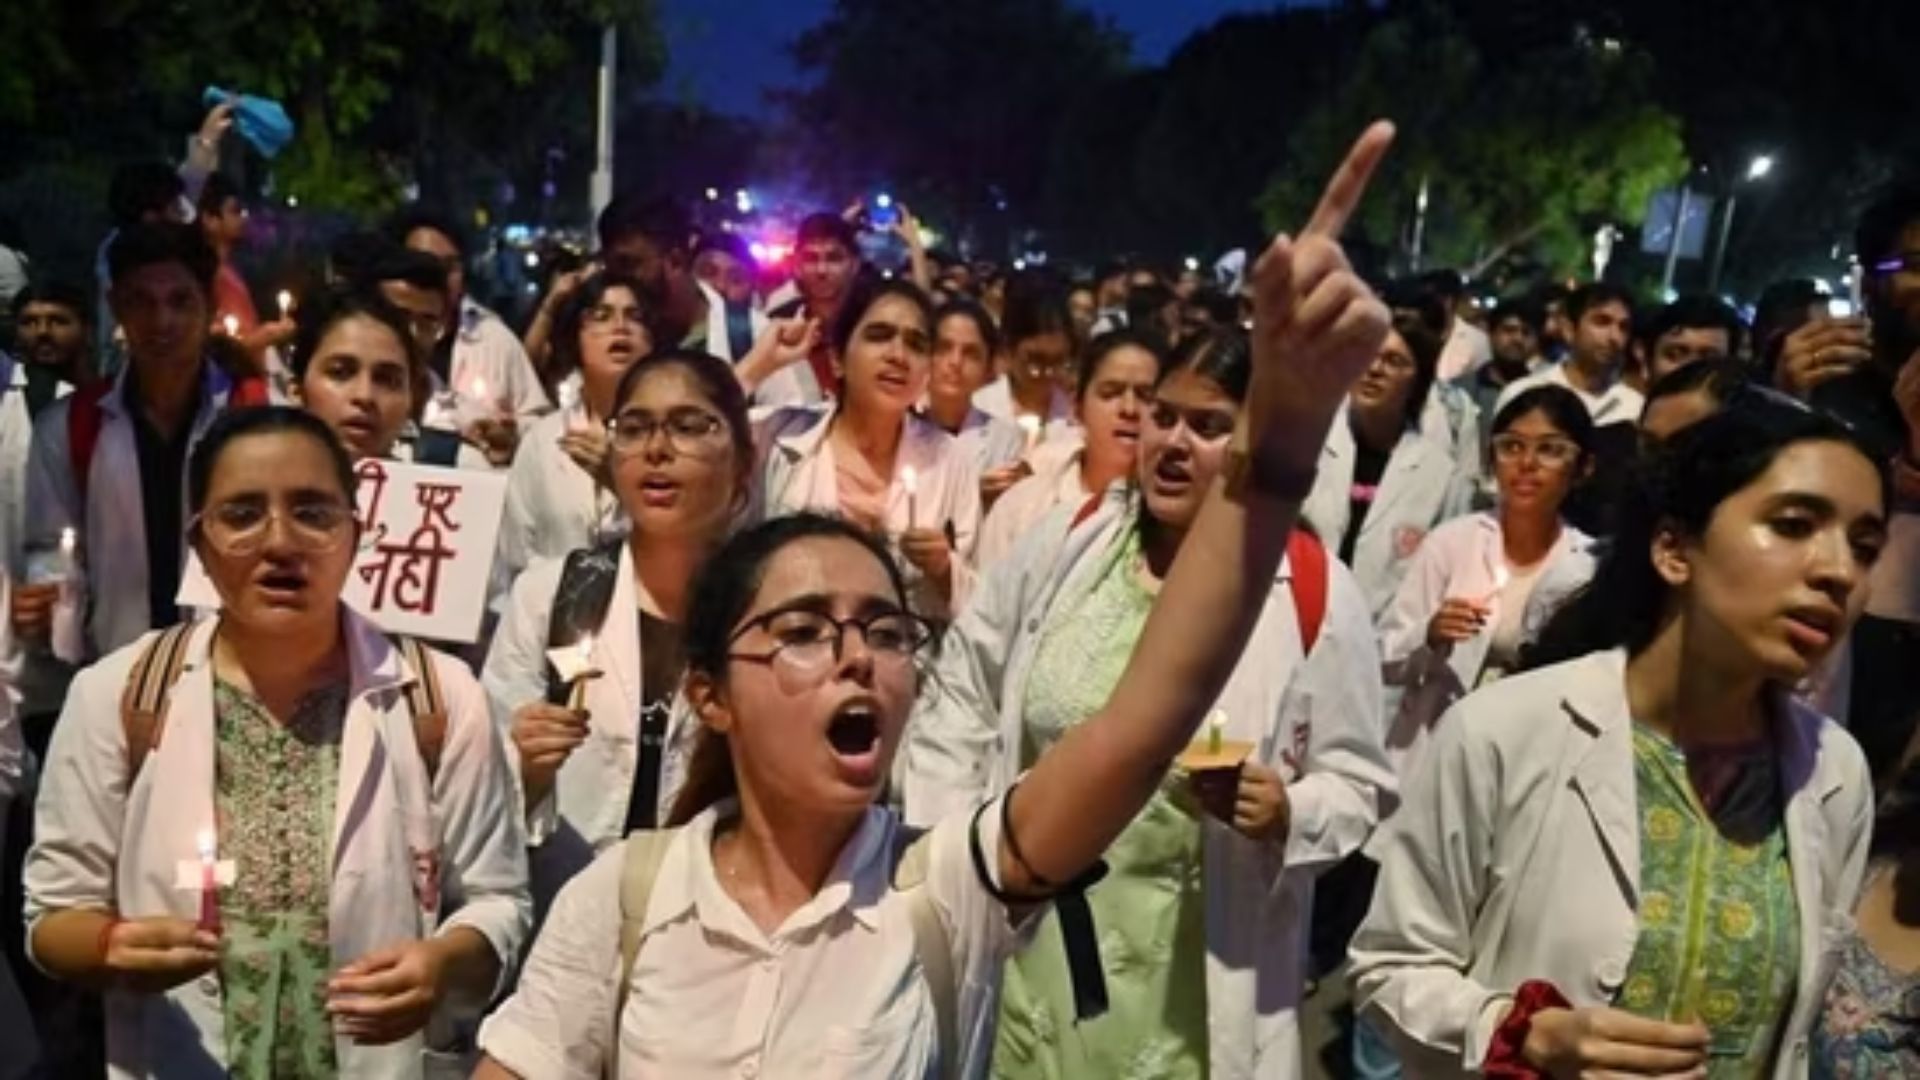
568, 633, 596, 712
1850, 258, 1865, 314
58, 527, 75, 559
901, 465, 919, 530
1207, 708, 1226, 754
196, 828, 220, 932
1017, 414, 1042, 453
221, 314, 240, 338
276, 289, 293, 320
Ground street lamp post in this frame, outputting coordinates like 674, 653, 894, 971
1707, 154, 1774, 294
590, 25, 617, 218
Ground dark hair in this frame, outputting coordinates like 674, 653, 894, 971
107, 162, 185, 227
1418, 268, 1467, 303
598, 194, 689, 255
1642, 294, 1743, 354
1491, 384, 1594, 453
1488, 297, 1544, 335
9, 279, 89, 322
693, 232, 753, 267
829, 277, 934, 358
1644, 357, 1751, 412
1855, 183, 1920, 267
667, 512, 912, 825
1526, 396, 1889, 668
1124, 282, 1178, 345
549, 271, 659, 382
795, 212, 858, 255
107, 222, 217, 293
287, 286, 420, 385
1160, 325, 1251, 403
360, 246, 450, 296
1872, 757, 1920, 859
1389, 309, 1444, 432
1077, 329, 1168, 400
1000, 275, 1074, 351
196, 172, 242, 218
933, 297, 1000, 359
1382, 277, 1452, 340
610, 347, 755, 470
387, 206, 469, 259
187, 406, 358, 517
327, 230, 392, 285
1566, 282, 1636, 326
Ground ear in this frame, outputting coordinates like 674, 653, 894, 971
685, 669, 734, 736
1649, 519, 1692, 588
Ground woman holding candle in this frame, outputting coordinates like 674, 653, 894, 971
24, 406, 529, 1076
471, 120, 1399, 1080
482, 348, 754, 910
756, 277, 983, 618
496, 272, 657, 596
905, 326, 1396, 1078
973, 328, 1165, 568
1351, 395, 1885, 1079
916, 298, 1028, 496
1374, 384, 1599, 781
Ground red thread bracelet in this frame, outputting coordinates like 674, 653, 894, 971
1484, 979, 1571, 1079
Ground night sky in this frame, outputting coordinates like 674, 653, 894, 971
656, 0, 1287, 118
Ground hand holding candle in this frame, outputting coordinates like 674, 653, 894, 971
196, 828, 221, 934
548, 634, 603, 715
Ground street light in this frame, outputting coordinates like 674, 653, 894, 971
1708, 153, 1777, 292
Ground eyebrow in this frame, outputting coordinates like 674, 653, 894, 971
1769, 491, 1887, 533
749, 591, 903, 621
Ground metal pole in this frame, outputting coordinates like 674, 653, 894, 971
1707, 192, 1738, 295
590, 25, 617, 219
1660, 186, 1692, 295
1410, 174, 1430, 273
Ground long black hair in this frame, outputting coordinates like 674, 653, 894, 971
1525, 395, 1889, 668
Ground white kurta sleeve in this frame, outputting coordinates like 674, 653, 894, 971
1348, 698, 1512, 1072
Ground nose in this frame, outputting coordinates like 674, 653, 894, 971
1807, 526, 1861, 601
832, 624, 877, 686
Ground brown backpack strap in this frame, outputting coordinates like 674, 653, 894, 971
120, 621, 199, 782
395, 636, 447, 782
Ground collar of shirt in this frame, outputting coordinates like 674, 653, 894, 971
647, 802, 895, 953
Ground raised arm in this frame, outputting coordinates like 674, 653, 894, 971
997, 122, 1396, 895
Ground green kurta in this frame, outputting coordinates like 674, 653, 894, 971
1618, 724, 1800, 1079
214, 677, 348, 1079
993, 524, 1211, 1080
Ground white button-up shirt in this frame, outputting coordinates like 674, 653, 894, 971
478, 799, 1023, 1079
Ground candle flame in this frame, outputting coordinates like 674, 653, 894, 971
59, 526, 76, 553
196, 828, 216, 861
276, 289, 293, 316
221, 315, 240, 337
471, 377, 489, 400
900, 465, 919, 494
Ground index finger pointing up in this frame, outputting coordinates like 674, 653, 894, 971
1302, 120, 1397, 241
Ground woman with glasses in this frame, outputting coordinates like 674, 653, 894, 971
25, 407, 528, 1075
473, 123, 1398, 1080
907, 326, 1395, 1080
1353, 396, 1885, 1079
1376, 384, 1598, 781
1301, 312, 1474, 618
758, 278, 983, 618
287, 287, 428, 462
482, 349, 753, 909
972, 280, 1078, 440
495, 272, 655, 598
973, 329, 1165, 568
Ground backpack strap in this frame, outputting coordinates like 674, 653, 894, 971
394, 635, 447, 782
613, 829, 680, 1039
120, 621, 200, 782
68, 380, 110, 507
889, 826, 958, 1080
1286, 529, 1329, 656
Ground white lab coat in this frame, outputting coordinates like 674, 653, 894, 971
442, 298, 550, 428
1349, 649, 1873, 1079
903, 488, 1397, 1079
493, 406, 625, 608
756, 405, 983, 618
970, 376, 1076, 441
1375, 512, 1595, 782
1301, 411, 1475, 620
23, 611, 532, 1079
23, 364, 233, 658
481, 546, 699, 911
944, 406, 1028, 474
693, 280, 820, 410
972, 443, 1092, 570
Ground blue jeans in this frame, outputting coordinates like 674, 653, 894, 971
1352, 1013, 1403, 1080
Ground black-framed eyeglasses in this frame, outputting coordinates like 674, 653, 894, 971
726, 606, 935, 677
608, 407, 726, 457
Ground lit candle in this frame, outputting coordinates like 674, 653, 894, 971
1207, 708, 1226, 755
221, 314, 240, 338
901, 465, 919, 530
1017, 414, 1042, 454
56, 526, 76, 582
196, 828, 221, 934
567, 633, 596, 713
276, 289, 293, 320
471, 376, 489, 403
1850, 257, 1865, 314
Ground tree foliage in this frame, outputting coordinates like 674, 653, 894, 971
1258, 2, 1686, 281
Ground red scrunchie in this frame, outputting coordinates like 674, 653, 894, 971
1483, 979, 1572, 1079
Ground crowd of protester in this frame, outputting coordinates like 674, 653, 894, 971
0, 103, 1918, 1080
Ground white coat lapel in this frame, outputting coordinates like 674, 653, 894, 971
1360, 431, 1433, 545
1775, 698, 1841, 1028
331, 616, 408, 876
1561, 652, 1641, 908
599, 545, 644, 743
